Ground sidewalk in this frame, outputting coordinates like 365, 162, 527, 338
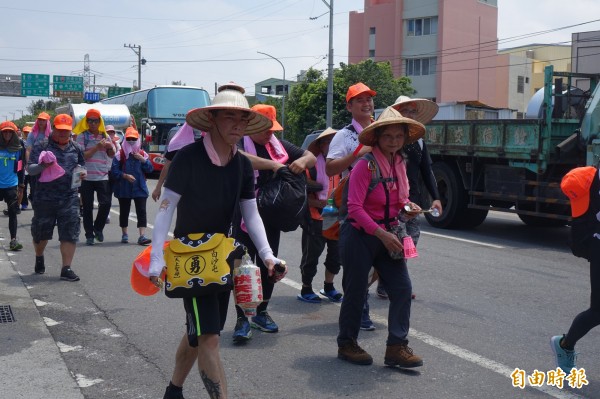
0, 231, 83, 399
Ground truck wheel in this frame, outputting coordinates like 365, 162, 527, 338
459, 208, 488, 228
425, 162, 466, 229
517, 214, 565, 227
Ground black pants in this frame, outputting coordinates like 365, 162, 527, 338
80, 179, 112, 239
0, 186, 19, 239
565, 241, 600, 348
299, 219, 340, 286
21, 175, 30, 207
118, 197, 148, 228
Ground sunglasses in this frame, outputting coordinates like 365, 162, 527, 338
87, 119, 100, 124
125, 138, 138, 142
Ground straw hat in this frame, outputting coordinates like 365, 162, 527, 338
186, 85, 272, 135
391, 95, 439, 124
358, 107, 425, 147
308, 127, 337, 155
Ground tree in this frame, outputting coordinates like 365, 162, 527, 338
284, 60, 415, 145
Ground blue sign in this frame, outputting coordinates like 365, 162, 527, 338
84, 92, 100, 102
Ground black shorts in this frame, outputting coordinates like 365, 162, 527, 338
0, 186, 18, 208
31, 196, 80, 243
183, 291, 231, 347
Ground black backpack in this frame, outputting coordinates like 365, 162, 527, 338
257, 166, 307, 232
566, 168, 599, 261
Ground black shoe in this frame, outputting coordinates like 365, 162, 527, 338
163, 385, 185, 399
34, 258, 45, 274
60, 267, 80, 282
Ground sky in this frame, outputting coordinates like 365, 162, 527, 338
2, 0, 600, 119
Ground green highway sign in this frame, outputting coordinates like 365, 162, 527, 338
53, 75, 84, 92
107, 86, 132, 98
21, 73, 50, 96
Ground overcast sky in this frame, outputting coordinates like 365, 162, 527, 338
2, 0, 600, 119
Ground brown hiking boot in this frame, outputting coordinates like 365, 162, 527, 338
384, 343, 423, 368
338, 340, 373, 365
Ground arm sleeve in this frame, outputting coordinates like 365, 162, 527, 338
239, 198, 277, 264
27, 146, 43, 176
149, 188, 181, 276
419, 143, 440, 200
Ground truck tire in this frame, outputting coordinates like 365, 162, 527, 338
459, 208, 488, 228
425, 162, 466, 229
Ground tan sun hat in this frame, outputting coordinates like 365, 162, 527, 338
391, 95, 439, 124
186, 84, 272, 135
358, 107, 425, 147
308, 127, 337, 155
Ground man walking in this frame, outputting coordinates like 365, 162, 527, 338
0, 121, 25, 251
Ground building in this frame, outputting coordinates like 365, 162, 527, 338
254, 78, 295, 98
349, 0, 499, 105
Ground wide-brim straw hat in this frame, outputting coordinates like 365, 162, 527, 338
358, 107, 425, 147
308, 127, 337, 155
186, 87, 273, 135
391, 95, 439, 124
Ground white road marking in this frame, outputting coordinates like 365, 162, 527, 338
99, 328, 122, 338
43, 317, 62, 326
34, 299, 48, 307
421, 231, 504, 249
57, 342, 83, 353
73, 373, 104, 388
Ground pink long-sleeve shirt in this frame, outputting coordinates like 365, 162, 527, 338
347, 158, 409, 235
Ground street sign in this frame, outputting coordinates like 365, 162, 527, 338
53, 75, 83, 92
84, 92, 101, 102
54, 90, 83, 99
21, 73, 50, 97
107, 86, 132, 98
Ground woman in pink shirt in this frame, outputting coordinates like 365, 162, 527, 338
336, 107, 425, 369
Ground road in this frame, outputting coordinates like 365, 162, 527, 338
7, 178, 600, 399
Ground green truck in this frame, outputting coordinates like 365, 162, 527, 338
423, 66, 600, 229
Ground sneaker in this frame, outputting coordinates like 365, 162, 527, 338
86, 237, 95, 246
163, 385, 185, 399
138, 236, 152, 246
360, 295, 375, 331
319, 288, 343, 303
550, 335, 577, 373
251, 311, 279, 333
21, 204, 28, 210
60, 267, 80, 282
232, 317, 252, 344
9, 239, 22, 251
384, 343, 423, 368
121, 234, 129, 244
34, 258, 45, 275
105, 214, 110, 224
338, 340, 373, 365
94, 230, 104, 242
376, 283, 388, 299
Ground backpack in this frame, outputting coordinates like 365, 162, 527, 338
564, 167, 599, 261
257, 166, 307, 232
322, 152, 390, 240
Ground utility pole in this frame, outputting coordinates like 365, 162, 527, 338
124, 44, 142, 90
257, 51, 286, 138
323, 0, 334, 127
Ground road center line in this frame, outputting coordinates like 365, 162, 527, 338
421, 231, 505, 249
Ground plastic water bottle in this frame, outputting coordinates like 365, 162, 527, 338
321, 198, 338, 230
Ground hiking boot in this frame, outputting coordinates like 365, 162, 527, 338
338, 340, 373, 365
94, 230, 104, 242
251, 311, 279, 333
86, 237, 95, 246
60, 267, 80, 282
384, 343, 423, 368
34, 257, 45, 275
121, 234, 129, 244
9, 239, 22, 251
376, 283, 388, 299
138, 235, 151, 246
360, 295, 375, 331
550, 335, 577, 373
232, 317, 252, 344
163, 384, 185, 399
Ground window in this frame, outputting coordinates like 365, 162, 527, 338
517, 76, 524, 94
407, 17, 438, 37
261, 86, 272, 94
369, 49, 375, 59
369, 27, 376, 35
405, 57, 437, 76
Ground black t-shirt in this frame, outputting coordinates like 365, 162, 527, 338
404, 139, 440, 204
165, 139, 255, 238
238, 138, 305, 189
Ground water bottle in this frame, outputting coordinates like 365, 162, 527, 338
268, 260, 287, 283
71, 165, 86, 189
321, 198, 338, 230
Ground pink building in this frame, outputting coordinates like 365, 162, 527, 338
349, 0, 503, 107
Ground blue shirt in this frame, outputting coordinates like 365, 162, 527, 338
0, 148, 21, 188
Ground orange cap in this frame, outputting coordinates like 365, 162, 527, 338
251, 104, 283, 131
22, 125, 32, 133
37, 112, 51, 120
125, 127, 139, 139
561, 166, 598, 217
0, 121, 18, 132
86, 109, 101, 119
346, 82, 376, 103
131, 242, 168, 296
53, 114, 73, 130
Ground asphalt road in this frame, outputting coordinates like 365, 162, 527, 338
8, 179, 600, 399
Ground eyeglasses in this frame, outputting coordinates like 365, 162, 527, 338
87, 119, 100, 124
125, 138, 137, 142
